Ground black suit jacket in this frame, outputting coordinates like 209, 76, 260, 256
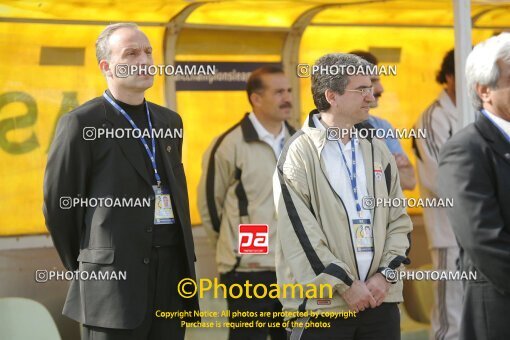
438, 113, 510, 295
43, 95, 199, 328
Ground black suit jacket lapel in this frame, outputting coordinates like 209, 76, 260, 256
148, 104, 186, 218
102, 97, 153, 187
476, 113, 510, 166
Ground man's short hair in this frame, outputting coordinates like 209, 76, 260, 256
246, 66, 284, 105
350, 50, 378, 66
466, 32, 510, 110
311, 53, 372, 112
436, 49, 455, 84
96, 23, 139, 64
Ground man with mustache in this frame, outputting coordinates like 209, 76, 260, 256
351, 51, 416, 191
198, 66, 295, 340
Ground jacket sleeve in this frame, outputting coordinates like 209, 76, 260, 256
43, 113, 91, 271
439, 137, 510, 294
378, 153, 413, 270
197, 137, 235, 245
414, 105, 451, 196
275, 145, 355, 295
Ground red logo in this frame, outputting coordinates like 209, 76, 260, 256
238, 224, 269, 254
374, 169, 383, 181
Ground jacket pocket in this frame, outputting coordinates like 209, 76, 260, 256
77, 248, 115, 264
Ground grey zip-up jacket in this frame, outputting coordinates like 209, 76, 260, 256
274, 111, 412, 314
198, 113, 295, 274
413, 90, 458, 248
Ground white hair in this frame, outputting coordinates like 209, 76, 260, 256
95, 23, 138, 63
466, 32, 510, 110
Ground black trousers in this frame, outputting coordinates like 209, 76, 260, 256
82, 245, 186, 340
460, 280, 510, 340
220, 271, 287, 340
287, 303, 400, 340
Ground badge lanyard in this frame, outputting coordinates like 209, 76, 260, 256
103, 92, 161, 187
337, 139, 363, 217
481, 109, 510, 144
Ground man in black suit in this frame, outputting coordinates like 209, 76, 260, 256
43, 23, 198, 339
438, 32, 510, 340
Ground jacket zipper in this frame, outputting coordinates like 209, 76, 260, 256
366, 142, 376, 275
232, 141, 278, 270
258, 140, 279, 164
318, 155, 361, 281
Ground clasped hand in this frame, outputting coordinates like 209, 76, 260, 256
340, 273, 391, 312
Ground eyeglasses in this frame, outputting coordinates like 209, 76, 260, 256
345, 87, 374, 97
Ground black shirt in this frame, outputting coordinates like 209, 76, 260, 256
106, 90, 181, 246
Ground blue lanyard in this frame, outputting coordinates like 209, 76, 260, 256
481, 110, 510, 144
337, 139, 362, 217
103, 92, 161, 186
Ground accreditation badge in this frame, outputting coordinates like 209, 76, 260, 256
153, 185, 175, 225
353, 219, 373, 252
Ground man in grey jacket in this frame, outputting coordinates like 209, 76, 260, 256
274, 53, 412, 340
414, 49, 461, 340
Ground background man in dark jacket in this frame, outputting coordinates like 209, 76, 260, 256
439, 32, 510, 340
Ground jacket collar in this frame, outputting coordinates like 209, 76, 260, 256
302, 109, 328, 155
475, 112, 510, 165
285, 121, 297, 136
240, 112, 296, 142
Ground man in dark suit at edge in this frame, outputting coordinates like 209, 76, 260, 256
43, 23, 198, 339
438, 32, 510, 340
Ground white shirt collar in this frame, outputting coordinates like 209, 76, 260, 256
248, 112, 286, 157
483, 109, 510, 139
248, 112, 285, 141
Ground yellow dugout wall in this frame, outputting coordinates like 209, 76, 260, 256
0, 0, 508, 236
